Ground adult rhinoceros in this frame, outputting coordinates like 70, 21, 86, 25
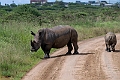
31, 25, 79, 58
105, 32, 117, 52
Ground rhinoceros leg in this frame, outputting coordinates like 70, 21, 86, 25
66, 41, 73, 55
105, 44, 109, 51
106, 44, 111, 52
44, 50, 50, 58
111, 44, 115, 52
41, 45, 51, 58
73, 41, 79, 54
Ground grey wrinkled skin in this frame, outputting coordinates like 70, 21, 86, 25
104, 32, 117, 52
31, 25, 79, 58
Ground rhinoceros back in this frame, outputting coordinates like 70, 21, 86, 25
105, 32, 117, 45
44, 25, 78, 48
50, 25, 73, 36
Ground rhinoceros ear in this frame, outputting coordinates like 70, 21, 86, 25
31, 31, 35, 36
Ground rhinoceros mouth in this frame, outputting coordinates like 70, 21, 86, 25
31, 49, 38, 52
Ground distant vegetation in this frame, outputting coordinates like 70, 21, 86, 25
0, 1, 120, 80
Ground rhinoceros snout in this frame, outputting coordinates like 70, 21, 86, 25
31, 48, 37, 52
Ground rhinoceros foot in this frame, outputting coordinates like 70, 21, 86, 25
112, 49, 115, 52
44, 54, 50, 59
107, 49, 111, 52
73, 51, 79, 55
66, 52, 72, 55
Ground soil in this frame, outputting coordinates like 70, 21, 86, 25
22, 34, 120, 80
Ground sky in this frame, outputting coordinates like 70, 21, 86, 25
0, 0, 119, 5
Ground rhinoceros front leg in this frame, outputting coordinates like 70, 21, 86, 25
42, 45, 51, 58
111, 44, 116, 52
43, 50, 50, 58
106, 44, 111, 52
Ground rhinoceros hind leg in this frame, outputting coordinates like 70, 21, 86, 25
66, 52, 72, 55
66, 41, 73, 55
73, 41, 79, 54
73, 51, 79, 55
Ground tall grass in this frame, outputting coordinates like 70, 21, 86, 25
0, 21, 45, 80
74, 21, 120, 40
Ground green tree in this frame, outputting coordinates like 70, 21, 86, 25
13, 5, 41, 17
53, 1, 65, 8
10, 3, 17, 7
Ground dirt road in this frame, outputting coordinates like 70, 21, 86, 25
22, 34, 120, 80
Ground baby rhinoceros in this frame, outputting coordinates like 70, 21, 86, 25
104, 32, 117, 52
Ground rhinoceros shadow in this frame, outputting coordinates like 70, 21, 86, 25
114, 50, 120, 52
42, 53, 95, 59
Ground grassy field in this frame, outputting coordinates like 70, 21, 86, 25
0, 4, 120, 80
0, 22, 44, 80
0, 21, 120, 80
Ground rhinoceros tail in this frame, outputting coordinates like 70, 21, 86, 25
71, 29, 78, 42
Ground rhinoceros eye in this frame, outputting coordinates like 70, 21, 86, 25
31, 41, 34, 46
33, 40, 36, 43
31, 40, 36, 47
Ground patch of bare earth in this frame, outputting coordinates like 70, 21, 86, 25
22, 34, 120, 80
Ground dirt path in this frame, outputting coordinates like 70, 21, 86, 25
22, 34, 120, 80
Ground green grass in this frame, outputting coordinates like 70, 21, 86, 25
0, 21, 44, 80
0, 20, 120, 80
72, 21, 120, 41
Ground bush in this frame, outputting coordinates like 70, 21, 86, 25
14, 5, 41, 16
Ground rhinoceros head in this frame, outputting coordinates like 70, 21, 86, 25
31, 31, 42, 52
